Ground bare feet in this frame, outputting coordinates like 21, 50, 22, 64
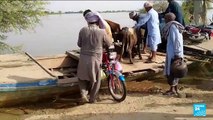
145, 59, 157, 63
145, 57, 157, 63
79, 95, 89, 104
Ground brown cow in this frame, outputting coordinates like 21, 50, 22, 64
105, 19, 123, 43
105, 19, 124, 59
120, 27, 142, 64
105, 19, 121, 33
105, 20, 142, 64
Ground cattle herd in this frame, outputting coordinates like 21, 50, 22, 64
105, 20, 149, 64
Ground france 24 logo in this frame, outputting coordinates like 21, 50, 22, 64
193, 103, 206, 117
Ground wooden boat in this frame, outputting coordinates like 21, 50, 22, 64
0, 36, 212, 107
0, 52, 81, 107
0, 50, 167, 107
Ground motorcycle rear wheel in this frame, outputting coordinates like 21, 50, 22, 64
189, 33, 207, 42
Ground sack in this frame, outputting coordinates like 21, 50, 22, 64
101, 69, 106, 80
171, 58, 188, 78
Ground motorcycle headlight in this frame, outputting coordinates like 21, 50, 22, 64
109, 52, 117, 59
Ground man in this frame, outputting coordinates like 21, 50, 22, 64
129, 11, 148, 54
77, 11, 112, 103
135, 2, 161, 62
83, 9, 114, 43
162, 0, 185, 26
162, 13, 185, 95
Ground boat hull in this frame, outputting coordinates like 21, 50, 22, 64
0, 53, 79, 107
0, 82, 79, 107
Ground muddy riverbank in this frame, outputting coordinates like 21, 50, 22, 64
0, 77, 213, 120
0, 57, 213, 120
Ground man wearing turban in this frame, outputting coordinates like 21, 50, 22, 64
83, 9, 114, 43
77, 11, 112, 103
129, 11, 148, 55
135, 2, 161, 63
162, 12, 185, 96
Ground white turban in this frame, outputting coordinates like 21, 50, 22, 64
84, 12, 99, 23
94, 12, 106, 29
129, 11, 137, 19
144, 2, 153, 8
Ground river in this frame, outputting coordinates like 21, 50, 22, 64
6, 12, 135, 56
5, 10, 213, 57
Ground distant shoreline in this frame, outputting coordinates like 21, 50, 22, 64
45, 10, 139, 15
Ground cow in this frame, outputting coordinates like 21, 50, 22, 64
105, 19, 121, 34
120, 27, 142, 64
105, 19, 123, 43
105, 20, 142, 64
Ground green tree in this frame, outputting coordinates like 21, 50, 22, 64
0, 0, 47, 53
153, 1, 168, 13
182, 0, 194, 24
200, 0, 213, 25
185, 0, 213, 25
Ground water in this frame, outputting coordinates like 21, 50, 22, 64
5, 12, 135, 57
5, 11, 213, 57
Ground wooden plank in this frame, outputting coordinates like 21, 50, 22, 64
52, 68, 77, 76
66, 50, 80, 60
36, 54, 78, 69
184, 45, 206, 54
196, 38, 213, 51
121, 53, 165, 73
25, 52, 56, 77
57, 77, 79, 87
183, 38, 213, 55
66, 50, 166, 74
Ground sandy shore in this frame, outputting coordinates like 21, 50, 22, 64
0, 79, 212, 120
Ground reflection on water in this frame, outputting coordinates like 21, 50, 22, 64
6, 13, 135, 57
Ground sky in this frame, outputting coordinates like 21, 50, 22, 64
45, 1, 147, 12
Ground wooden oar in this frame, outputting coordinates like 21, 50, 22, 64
25, 52, 56, 78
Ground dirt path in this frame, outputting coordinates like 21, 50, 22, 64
1, 80, 213, 120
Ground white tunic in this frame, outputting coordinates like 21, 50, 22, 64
164, 24, 184, 76
135, 8, 161, 48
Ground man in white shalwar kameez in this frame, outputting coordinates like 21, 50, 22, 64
162, 13, 185, 95
135, 2, 161, 62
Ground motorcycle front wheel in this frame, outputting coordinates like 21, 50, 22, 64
108, 74, 126, 102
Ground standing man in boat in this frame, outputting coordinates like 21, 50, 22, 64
129, 11, 148, 54
134, 2, 161, 63
77, 11, 112, 103
162, 13, 185, 95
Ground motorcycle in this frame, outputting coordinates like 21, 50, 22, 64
185, 25, 211, 42
102, 45, 127, 102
